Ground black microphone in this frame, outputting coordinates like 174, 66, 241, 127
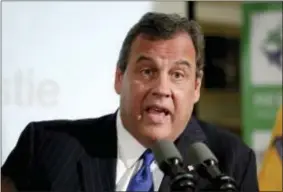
187, 142, 238, 191
150, 140, 197, 192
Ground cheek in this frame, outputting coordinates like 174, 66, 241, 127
124, 80, 148, 110
173, 84, 196, 112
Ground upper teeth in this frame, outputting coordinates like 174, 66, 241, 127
150, 107, 167, 113
153, 108, 162, 112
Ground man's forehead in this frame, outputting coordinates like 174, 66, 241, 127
135, 54, 193, 70
130, 32, 196, 64
133, 32, 195, 51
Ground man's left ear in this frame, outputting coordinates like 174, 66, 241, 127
114, 67, 123, 95
194, 70, 203, 103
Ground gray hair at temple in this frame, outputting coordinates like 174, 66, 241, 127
117, 12, 205, 78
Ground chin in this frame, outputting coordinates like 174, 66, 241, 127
141, 125, 172, 141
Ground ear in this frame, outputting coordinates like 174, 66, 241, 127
193, 70, 203, 103
114, 67, 123, 95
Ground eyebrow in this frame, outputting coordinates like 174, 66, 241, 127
136, 55, 192, 69
175, 59, 192, 69
136, 55, 154, 64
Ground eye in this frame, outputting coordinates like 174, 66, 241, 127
172, 71, 184, 80
141, 68, 153, 77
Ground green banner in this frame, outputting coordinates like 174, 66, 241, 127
241, 2, 282, 168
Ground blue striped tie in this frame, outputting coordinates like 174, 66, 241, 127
126, 149, 155, 191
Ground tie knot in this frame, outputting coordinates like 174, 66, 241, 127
141, 149, 155, 166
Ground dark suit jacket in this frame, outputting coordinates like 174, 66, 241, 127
2, 113, 259, 192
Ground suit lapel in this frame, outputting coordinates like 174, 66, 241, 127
77, 113, 118, 192
158, 117, 207, 192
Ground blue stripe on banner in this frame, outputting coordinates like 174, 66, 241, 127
273, 136, 283, 160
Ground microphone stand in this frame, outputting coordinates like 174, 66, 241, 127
162, 158, 197, 192
198, 160, 239, 192
212, 174, 238, 192
170, 171, 197, 192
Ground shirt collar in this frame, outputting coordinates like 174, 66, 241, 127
116, 110, 146, 169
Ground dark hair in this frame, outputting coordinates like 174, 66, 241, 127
117, 12, 205, 77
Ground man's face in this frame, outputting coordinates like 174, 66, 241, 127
115, 32, 202, 147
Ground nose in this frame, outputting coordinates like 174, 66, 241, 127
151, 74, 171, 98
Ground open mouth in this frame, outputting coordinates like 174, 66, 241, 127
143, 105, 171, 124
145, 106, 170, 116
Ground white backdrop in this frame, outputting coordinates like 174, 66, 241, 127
2, 1, 155, 163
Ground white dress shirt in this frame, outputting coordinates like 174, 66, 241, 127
115, 110, 164, 191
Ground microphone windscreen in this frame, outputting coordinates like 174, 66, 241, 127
150, 140, 183, 166
187, 142, 218, 165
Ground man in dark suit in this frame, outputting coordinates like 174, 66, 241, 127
2, 12, 259, 192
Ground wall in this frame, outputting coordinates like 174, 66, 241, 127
196, 2, 241, 26
2, 1, 153, 163
195, 2, 242, 134
153, 1, 187, 16
198, 90, 241, 133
